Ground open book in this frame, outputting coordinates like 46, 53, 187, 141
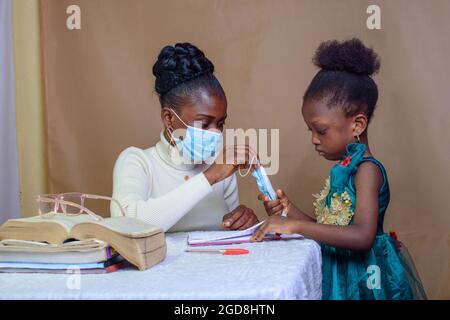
188, 220, 303, 246
0, 213, 166, 270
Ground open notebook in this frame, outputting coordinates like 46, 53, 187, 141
188, 220, 303, 246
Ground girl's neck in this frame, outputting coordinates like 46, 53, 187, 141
357, 132, 372, 158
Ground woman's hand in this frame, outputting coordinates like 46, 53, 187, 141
222, 205, 259, 230
258, 189, 291, 216
204, 145, 257, 185
250, 215, 296, 242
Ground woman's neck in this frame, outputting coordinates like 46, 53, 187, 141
163, 128, 176, 146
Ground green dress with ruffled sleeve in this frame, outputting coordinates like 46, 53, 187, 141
314, 143, 426, 300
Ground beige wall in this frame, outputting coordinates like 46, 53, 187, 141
37, 0, 449, 298
13, 0, 49, 217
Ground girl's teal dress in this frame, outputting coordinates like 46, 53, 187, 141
314, 143, 426, 300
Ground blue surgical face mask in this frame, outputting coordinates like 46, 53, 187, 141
168, 109, 223, 163
251, 164, 277, 201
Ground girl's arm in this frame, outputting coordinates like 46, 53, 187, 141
253, 162, 383, 252
258, 190, 316, 222
281, 201, 316, 222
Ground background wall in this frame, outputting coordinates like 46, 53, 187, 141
34, 0, 449, 298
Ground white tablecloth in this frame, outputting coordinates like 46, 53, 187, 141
0, 233, 322, 300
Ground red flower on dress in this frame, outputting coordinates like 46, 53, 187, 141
340, 156, 351, 167
389, 231, 398, 240
389, 231, 402, 250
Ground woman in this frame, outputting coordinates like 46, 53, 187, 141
111, 42, 259, 232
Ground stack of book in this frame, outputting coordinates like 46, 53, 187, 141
0, 238, 128, 273
0, 213, 167, 273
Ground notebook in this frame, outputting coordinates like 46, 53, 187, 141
188, 220, 303, 246
0, 213, 166, 270
0, 262, 128, 274
0, 239, 117, 264
0, 254, 130, 274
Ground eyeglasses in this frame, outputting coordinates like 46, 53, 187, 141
36, 192, 126, 221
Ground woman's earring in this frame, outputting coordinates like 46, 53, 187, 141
355, 134, 360, 143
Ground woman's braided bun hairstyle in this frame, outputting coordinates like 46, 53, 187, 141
152, 42, 225, 109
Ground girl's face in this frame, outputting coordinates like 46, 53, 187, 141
302, 97, 357, 161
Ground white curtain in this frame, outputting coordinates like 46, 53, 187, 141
0, 0, 20, 223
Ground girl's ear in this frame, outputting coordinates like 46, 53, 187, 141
352, 113, 368, 139
161, 107, 174, 129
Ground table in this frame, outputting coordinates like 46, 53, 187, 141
0, 232, 322, 300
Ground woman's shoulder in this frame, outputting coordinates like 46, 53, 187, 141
116, 145, 155, 159
113, 146, 156, 173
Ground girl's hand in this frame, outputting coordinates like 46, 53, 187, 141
250, 215, 296, 242
204, 145, 257, 185
222, 205, 259, 230
257, 189, 291, 216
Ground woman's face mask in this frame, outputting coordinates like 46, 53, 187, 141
168, 108, 223, 163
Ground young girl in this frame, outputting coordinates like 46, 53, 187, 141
251, 38, 426, 300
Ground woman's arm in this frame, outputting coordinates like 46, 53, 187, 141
253, 162, 382, 252
221, 173, 260, 230
223, 173, 239, 212
111, 148, 213, 232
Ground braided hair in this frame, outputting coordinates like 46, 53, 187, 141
152, 42, 225, 109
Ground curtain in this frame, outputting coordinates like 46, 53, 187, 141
0, 0, 21, 223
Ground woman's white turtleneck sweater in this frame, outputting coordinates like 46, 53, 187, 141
110, 130, 239, 232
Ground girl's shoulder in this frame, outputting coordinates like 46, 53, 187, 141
351, 155, 390, 196
334, 143, 389, 193
339, 144, 388, 178
353, 158, 386, 191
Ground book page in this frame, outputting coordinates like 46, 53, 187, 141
78, 217, 163, 238
6, 214, 162, 238
7, 213, 95, 233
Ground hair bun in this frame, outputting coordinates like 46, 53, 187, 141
313, 38, 380, 76
152, 42, 214, 95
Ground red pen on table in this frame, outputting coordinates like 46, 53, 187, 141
185, 248, 249, 255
